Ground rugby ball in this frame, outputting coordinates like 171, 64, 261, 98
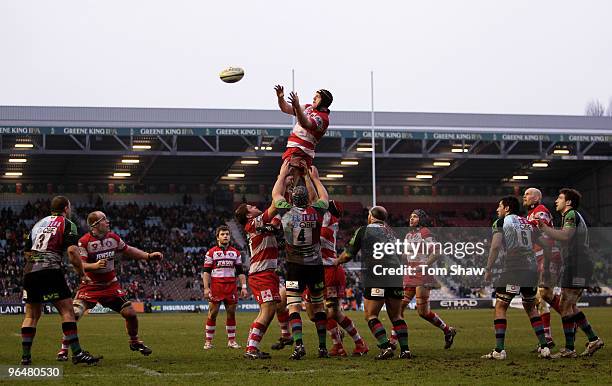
219, 67, 245, 83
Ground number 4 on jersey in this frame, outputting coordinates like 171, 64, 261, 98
297, 229, 306, 243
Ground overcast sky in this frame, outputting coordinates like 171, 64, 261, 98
2, 0, 611, 115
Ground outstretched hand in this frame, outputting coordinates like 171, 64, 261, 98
279, 159, 292, 178
309, 165, 319, 179
274, 85, 284, 98
288, 91, 300, 109
148, 252, 164, 261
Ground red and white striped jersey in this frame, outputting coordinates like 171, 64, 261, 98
527, 204, 561, 260
244, 210, 280, 274
404, 227, 434, 263
78, 232, 128, 284
203, 245, 242, 283
320, 212, 339, 266
286, 104, 329, 159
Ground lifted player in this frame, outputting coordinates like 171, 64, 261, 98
482, 196, 552, 360
391, 209, 456, 350
274, 85, 332, 183
203, 225, 248, 350
21, 196, 101, 366
57, 210, 162, 360
336, 206, 412, 360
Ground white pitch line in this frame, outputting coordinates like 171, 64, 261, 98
125, 363, 162, 376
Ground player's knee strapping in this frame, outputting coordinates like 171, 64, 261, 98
522, 293, 537, 306
495, 292, 514, 304
310, 292, 324, 305
286, 291, 302, 306
73, 301, 87, 321
325, 297, 339, 310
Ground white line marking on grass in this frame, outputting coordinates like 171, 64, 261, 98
125, 364, 162, 376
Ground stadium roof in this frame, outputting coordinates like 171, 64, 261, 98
2, 105, 612, 132
1, 106, 610, 186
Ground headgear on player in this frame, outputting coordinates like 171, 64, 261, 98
317, 89, 333, 109
291, 185, 309, 208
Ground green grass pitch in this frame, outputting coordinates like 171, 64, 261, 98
1, 308, 610, 385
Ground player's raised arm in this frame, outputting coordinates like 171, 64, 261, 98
288, 91, 315, 131
275, 85, 295, 115
268, 160, 291, 216
309, 165, 329, 203
304, 165, 318, 203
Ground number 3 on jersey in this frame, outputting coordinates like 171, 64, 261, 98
33, 232, 52, 252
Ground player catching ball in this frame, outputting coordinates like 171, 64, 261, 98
274, 85, 332, 184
